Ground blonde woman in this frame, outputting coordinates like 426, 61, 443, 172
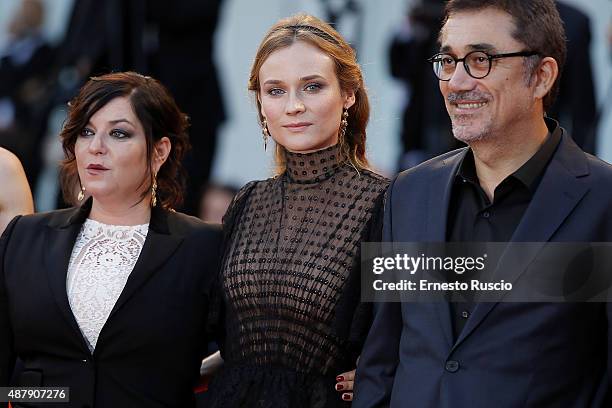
205, 14, 389, 408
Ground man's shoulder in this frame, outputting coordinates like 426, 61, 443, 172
585, 153, 612, 171
550, 133, 611, 181
394, 147, 466, 186
583, 153, 612, 185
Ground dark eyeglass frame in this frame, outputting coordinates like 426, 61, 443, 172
427, 50, 540, 81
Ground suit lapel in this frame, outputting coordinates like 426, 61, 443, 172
104, 207, 184, 323
44, 201, 185, 354
425, 151, 465, 242
44, 202, 92, 354
453, 134, 590, 349
425, 151, 465, 348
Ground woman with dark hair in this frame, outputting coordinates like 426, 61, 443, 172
0, 72, 220, 408
204, 14, 389, 408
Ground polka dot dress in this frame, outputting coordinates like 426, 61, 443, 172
207, 144, 388, 407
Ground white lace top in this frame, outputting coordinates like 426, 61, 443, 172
66, 218, 149, 353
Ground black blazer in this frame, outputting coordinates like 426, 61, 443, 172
0, 199, 221, 408
354, 124, 612, 407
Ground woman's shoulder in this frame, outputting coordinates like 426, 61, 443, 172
154, 211, 223, 258
164, 209, 222, 237
220, 177, 279, 233
0, 148, 22, 177
0, 147, 33, 207
2, 207, 77, 241
237, 175, 286, 191
345, 166, 390, 194
225, 178, 276, 211
20, 207, 77, 227
236, 179, 263, 197
360, 168, 391, 186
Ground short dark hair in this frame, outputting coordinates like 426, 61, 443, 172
59, 71, 190, 209
443, 0, 567, 111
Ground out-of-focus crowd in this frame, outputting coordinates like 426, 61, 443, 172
0, 0, 610, 221
0, 0, 228, 219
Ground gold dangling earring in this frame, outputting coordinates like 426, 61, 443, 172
77, 184, 86, 201
151, 173, 158, 207
339, 108, 349, 144
262, 118, 269, 151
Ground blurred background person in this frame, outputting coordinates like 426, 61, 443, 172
388, 0, 459, 171
51, 0, 226, 215
609, 18, 612, 50
0, 0, 609, 208
388, 0, 602, 170
548, 1, 598, 154
0, 0, 54, 187
0, 147, 34, 234
147, 0, 226, 216
198, 183, 238, 224
1, 0, 225, 214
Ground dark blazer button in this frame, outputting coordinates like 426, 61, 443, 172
445, 360, 460, 373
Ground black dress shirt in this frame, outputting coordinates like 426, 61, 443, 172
446, 119, 562, 339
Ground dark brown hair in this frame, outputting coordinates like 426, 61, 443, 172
59, 71, 190, 209
443, 0, 567, 111
248, 14, 370, 172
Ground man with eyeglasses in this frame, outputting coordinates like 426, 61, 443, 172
354, 1, 612, 407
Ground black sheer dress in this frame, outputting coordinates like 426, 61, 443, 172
205, 144, 388, 408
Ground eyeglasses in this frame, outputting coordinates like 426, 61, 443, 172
427, 50, 540, 81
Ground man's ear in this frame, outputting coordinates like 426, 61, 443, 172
532, 56, 558, 102
153, 137, 171, 174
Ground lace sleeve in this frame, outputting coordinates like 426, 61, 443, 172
331, 185, 388, 366
207, 180, 259, 356
362, 185, 386, 243
348, 189, 387, 357
221, 180, 259, 245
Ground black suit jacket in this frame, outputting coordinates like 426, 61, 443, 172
354, 126, 612, 407
0, 200, 221, 407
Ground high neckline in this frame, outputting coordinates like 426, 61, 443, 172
285, 144, 343, 184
